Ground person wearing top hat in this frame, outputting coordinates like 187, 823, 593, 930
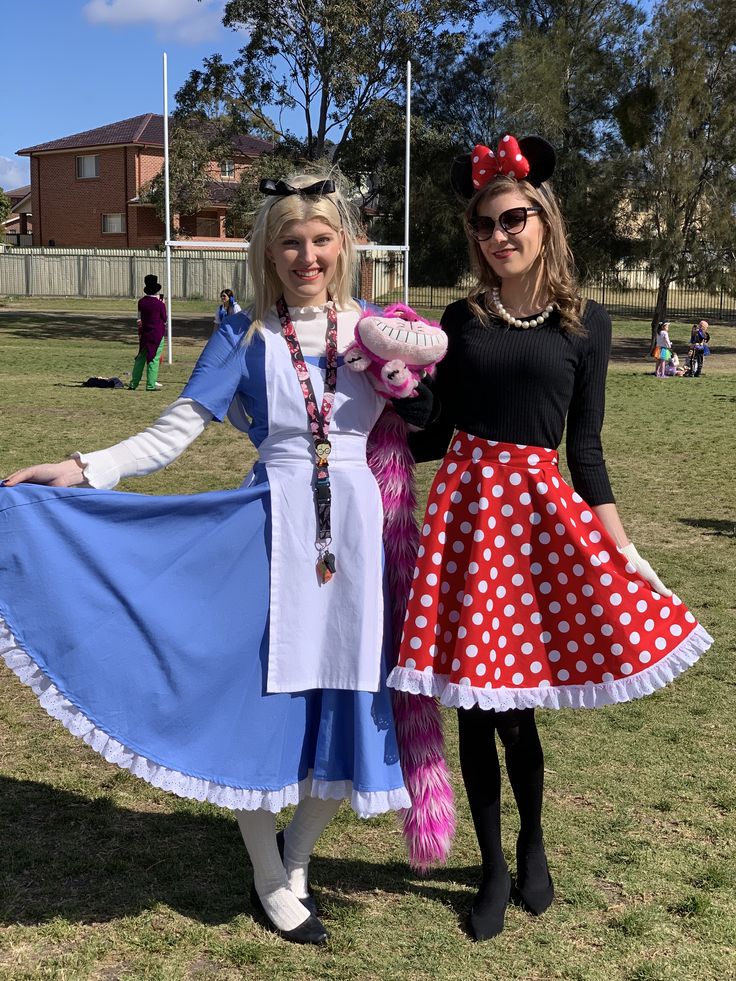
387, 134, 713, 939
130, 274, 167, 391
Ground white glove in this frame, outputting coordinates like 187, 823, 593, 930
618, 543, 672, 597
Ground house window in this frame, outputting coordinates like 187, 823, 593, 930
102, 213, 126, 234
220, 159, 235, 178
76, 154, 99, 179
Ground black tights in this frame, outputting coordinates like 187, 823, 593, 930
457, 706, 545, 879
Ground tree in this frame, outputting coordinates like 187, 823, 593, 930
0, 187, 10, 241
621, 0, 736, 334
178, 0, 473, 162
482, 0, 646, 276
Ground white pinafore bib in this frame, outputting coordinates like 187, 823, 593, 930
244, 310, 385, 694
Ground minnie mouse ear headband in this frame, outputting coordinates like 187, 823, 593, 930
259, 178, 335, 197
450, 134, 556, 199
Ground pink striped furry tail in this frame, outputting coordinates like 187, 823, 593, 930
367, 407, 456, 873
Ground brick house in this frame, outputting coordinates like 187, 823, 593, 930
1, 185, 32, 243
17, 114, 272, 248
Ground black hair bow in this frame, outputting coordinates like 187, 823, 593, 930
259, 178, 335, 197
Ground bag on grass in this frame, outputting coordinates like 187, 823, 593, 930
82, 377, 124, 389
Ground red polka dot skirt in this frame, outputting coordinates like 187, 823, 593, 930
387, 434, 713, 711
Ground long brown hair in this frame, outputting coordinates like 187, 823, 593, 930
465, 175, 584, 334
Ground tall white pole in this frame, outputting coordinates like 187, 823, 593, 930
163, 51, 173, 363
403, 60, 411, 306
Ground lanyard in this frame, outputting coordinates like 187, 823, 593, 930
276, 295, 338, 583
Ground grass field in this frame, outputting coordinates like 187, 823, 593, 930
0, 306, 734, 981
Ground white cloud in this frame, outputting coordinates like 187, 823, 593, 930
0, 157, 30, 194
82, 0, 226, 44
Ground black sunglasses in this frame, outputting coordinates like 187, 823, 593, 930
467, 206, 542, 241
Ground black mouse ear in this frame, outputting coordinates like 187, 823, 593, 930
449, 153, 476, 200
518, 136, 556, 187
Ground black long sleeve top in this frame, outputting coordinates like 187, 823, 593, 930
409, 297, 615, 506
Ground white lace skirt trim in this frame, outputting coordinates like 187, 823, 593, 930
387, 623, 713, 711
0, 618, 410, 816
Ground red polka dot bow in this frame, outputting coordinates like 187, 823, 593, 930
471, 135, 531, 190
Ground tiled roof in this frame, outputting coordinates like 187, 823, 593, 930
18, 115, 273, 157
6, 184, 31, 200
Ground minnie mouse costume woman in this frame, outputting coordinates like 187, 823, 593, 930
387, 135, 713, 939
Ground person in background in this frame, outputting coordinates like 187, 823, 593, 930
654, 321, 673, 378
689, 320, 711, 377
131, 274, 166, 391
213, 288, 242, 334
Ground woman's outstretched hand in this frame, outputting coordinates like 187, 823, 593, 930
618, 542, 672, 597
2, 459, 86, 488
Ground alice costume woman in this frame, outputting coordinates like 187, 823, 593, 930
387, 136, 713, 940
0, 176, 411, 946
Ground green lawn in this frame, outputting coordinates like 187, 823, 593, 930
0, 311, 734, 981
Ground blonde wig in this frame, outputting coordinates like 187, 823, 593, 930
465, 175, 584, 335
246, 173, 360, 340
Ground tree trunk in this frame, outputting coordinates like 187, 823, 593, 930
650, 276, 670, 351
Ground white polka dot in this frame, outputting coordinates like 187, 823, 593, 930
502, 555, 515, 568
574, 612, 586, 625
620, 663, 633, 676
539, 532, 551, 545
610, 593, 622, 606
480, 496, 492, 508
627, 581, 639, 594
427, 502, 438, 516
557, 573, 569, 585
420, 594, 433, 608
548, 552, 559, 565
636, 600, 648, 613
584, 633, 595, 645
509, 472, 522, 485
415, 615, 428, 628
512, 672, 524, 685
512, 623, 524, 636
425, 573, 438, 587
529, 513, 542, 525
611, 643, 623, 656
472, 613, 484, 626
557, 669, 570, 681
504, 653, 515, 666
521, 592, 534, 606
466, 644, 479, 657
589, 529, 602, 543
536, 480, 548, 493
629, 631, 640, 644
548, 650, 561, 662
531, 612, 542, 624
639, 651, 651, 664
567, 641, 579, 653
463, 594, 473, 607
601, 624, 613, 636
555, 523, 566, 537
558, 621, 570, 633
452, 541, 465, 554
405, 658, 416, 670
478, 581, 488, 594
520, 492, 532, 505
487, 515, 496, 529
498, 450, 511, 463
600, 573, 613, 587
598, 550, 611, 564
481, 465, 494, 478
531, 562, 543, 575
619, 612, 632, 626
498, 635, 507, 648
685, 610, 695, 623
496, 585, 507, 598
494, 535, 506, 548
501, 504, 514, 517
592, 652, 605, 665
468, 502, 479, 516
520, 543, 532, 555
573, 564, 585, 577
451, 658, 461, 671
540, 631, 552, 643
670, 624, 682, 637
457, 626, 467, 639
580, 511, 592, 524
564, 545, 575, 557
441, 582, 450, 594
575, 660, 587, 673
659, 607, 671, 620
592, 604, 604, 616
530, 661, 543, 674
521, 642, 534, 655
438, 532, 446, 544
447, 561, 457, 573
460, 471, 472, 484
590, 554, 601, 567
476, 663, 487, 676
446, 463, 457, 475
473, 530, 485, 543
655, 637, 667, 650
511, 523, 524, 537
409, 637, 422, 650
644, 618, 655, 632
417, 545, 425, 558
539, 582, 552, 594
546, 502, 557, 515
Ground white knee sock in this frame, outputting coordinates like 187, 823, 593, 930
235, 809, 310, 931
282, 797, 341, 899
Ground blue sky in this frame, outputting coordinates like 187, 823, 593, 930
1, 1, 242, 191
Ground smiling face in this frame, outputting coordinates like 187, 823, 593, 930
474, 187, 545, 283
266, 218, 345, 307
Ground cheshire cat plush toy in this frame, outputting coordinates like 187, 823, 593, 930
345, 303, 447, 398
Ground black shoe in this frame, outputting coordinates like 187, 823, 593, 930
467, 871, 511, 941
277, 828, 318, 917
249, 883, 328, 945
511, 840, 555, 916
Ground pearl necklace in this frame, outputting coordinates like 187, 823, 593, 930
491, 288, 555, 329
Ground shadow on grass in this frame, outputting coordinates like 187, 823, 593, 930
0, 312, 211, 345
0, 777, 478, 927
679, 517, 736, 538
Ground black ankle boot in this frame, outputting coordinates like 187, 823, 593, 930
511, 838, 554, 916
468, 870, 512, 941
249, 883, 328, 945
276, 829, 318, 917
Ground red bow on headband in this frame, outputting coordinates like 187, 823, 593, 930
471, 135, 530, 190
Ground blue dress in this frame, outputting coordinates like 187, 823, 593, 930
0, 309, 410, 817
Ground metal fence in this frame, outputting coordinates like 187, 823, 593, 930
2, 246, 735, 323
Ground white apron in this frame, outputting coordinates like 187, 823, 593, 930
242, 319, 385, 694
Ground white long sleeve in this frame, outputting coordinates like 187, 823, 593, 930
71, 398, 214, 490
